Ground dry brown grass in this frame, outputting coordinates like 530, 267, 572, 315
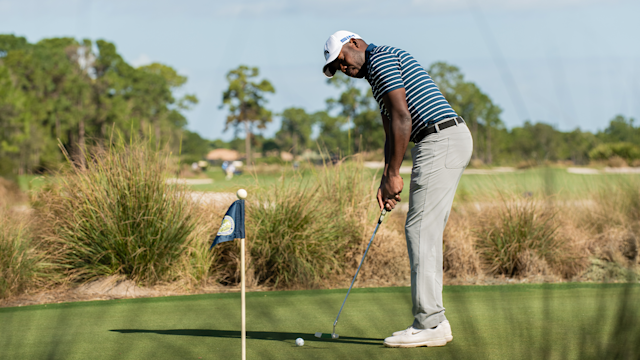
443, 206, 482, 280
356, 210, 410, 287
0, 179, 49, 299
0, 177, 26, 207
4, 160, 640, 305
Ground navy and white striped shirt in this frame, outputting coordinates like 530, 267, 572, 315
364, 44, 458, 142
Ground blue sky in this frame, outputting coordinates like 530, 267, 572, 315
1, 0, 639, 141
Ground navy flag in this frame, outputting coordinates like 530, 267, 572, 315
211, 200, 245, 249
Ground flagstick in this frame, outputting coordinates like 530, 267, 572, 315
241, 236, 246, 360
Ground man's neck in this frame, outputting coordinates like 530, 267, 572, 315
363, 43, 376, 79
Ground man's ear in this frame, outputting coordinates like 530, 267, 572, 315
350, 38, 360, 48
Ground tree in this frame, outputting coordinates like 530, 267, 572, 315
313, 110, 348, 156
138, 63, 198, 147
180, 129, 211, 164
427, 62, 464, 99
558, 129, 597, 165
0, 63, 26, 178
276, 107, 314, 156
0, 35, 199, 174
510, 122, 562, 162
352, 89, 384, 152
597, 115, 640, 144
427, 62, 504, 164
220, 65, 275, 166
326, 72, 374, 154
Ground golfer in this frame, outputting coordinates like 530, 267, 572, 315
322, 31, 473, 348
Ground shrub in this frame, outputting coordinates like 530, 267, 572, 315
246, 159, 373, 288
33, 140, 196, 285
476, 200, 561, 277
607, 156, 628, 168
587, 179, 640, 233
589, 142, 640, 164
248, 183, 344, 288
253, 156, 284, 165
582, 179, 640, 276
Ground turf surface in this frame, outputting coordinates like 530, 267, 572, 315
188, 167, 640, 201
1, 283, 638, 359
19, 168, 640, 201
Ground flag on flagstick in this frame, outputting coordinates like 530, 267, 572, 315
211, 189, 247, 360
211, 198, 245, 249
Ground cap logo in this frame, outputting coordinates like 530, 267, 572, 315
340, 35, 355, 43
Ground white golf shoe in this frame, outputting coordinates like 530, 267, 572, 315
385, 320, 453, 348
392, 326, 416, 336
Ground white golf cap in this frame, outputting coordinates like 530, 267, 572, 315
322, 30, 362, 78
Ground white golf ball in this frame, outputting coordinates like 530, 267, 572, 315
237, 188, 247, 199
295, 337, 304, 346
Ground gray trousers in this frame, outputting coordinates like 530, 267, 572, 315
405, 120, 473, 330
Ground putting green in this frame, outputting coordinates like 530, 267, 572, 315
1, 283, 638, 359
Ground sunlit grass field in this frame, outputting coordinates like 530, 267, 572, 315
186, 167, 640, 202
19, 166, 640, 201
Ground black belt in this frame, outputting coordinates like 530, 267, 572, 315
413, 116, 465, 143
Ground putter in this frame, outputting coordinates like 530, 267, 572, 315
315, 208, 388, 340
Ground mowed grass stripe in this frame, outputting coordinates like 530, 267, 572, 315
1, 284, 637, 359
183, 168, 640, 201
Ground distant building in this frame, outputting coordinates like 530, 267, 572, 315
280, 151, 294, 161
206, 149, 240, 162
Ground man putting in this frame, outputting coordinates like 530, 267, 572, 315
322, 31, 473, 348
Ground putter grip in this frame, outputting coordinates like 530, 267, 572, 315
379, 209, 388, 223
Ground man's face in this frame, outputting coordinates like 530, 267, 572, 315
330, 40, 366, 78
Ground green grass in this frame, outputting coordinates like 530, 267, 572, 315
1, 283, 638, 359
188, 169, 319, 193
19, 167, 640, 201
16, 174, 47, 193
187, 167, 640, 202
456, 168, 640, 201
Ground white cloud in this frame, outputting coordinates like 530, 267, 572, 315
131, 53, 152, 68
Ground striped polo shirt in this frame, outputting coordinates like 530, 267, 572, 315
364, 44, 458, 142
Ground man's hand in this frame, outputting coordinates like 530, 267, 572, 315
377, 174, 403, 211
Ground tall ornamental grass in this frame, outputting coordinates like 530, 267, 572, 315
587, 179, 640, 233
580, 179, 640, 280
475, 199, 562, 277
33, 140, 196, 285
245, 159, 375, 289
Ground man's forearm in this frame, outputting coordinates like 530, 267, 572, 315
381, 113, 391, 176
386, 114, 411, 176
383, 137, 390, 174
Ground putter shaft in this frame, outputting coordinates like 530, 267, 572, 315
332, 209, 387, 334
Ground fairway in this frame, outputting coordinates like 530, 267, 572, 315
1, 284, 637, 359
18, 168, 640, 202
186, 168, 640, 201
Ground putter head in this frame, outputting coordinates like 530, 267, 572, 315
332, 333, 339, 339
314, 332, 339, 339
